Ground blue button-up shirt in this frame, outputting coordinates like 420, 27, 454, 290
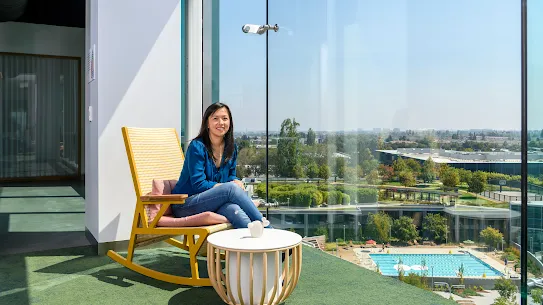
172, 138, 238, 196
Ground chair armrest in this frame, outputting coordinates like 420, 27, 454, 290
140, 194, 188, 203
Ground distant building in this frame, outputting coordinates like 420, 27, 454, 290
332, 152, 351, 159
267, 204, 510, 244
510, 201, 542, 253
377, 148, 543, 176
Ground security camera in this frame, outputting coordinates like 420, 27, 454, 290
242, 24, 263, 34
242, 24, 279, 35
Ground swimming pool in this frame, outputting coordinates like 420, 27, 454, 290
369, 253, 503, 277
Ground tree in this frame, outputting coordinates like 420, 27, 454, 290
276, 118, 300, 177
356, 165, 364, 178
293, 163, 304, 179
399, 171, 417, 187
378, 165, 395, 181
361, 159, 379, 177
236, 165, 250, 178
480, 227, 503, 250
458, 168, 473, 185
344, 167, 358, 183
318, 164, 330, 181
420, 157, 436, 183
440, 167, 460, 188
238, 139, 252, 150
307, 128, 316, 146
366, 212, 392, 243
437, 164, 449, 178
422, 213, 448, 243
366, 169, 380, 185
360, 148, 374, 162
315, 226, 329, 241
336, 157, 346, 178
336, 135, 345, 152
393, 157, 408, 174
392, 216, 419, 243
468, 171, 487, 194
306, 162, 319, 179
385, 134, 393, 142
405, 158, 422, 174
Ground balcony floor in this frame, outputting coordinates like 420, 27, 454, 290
0, 244, 455, 305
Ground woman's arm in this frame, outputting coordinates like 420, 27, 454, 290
227, 145, 239, 182
186, 141, 218, 192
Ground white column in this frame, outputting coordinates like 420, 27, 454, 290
186, 0, 203, 149
85, 0, 182, 247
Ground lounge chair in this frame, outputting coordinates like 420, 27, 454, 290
107, 127, 231, 286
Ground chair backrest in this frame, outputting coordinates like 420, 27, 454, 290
122, 127, 184, 197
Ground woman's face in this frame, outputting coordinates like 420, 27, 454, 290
207, 107, 230, 139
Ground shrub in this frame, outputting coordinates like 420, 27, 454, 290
342, 194, 351, 205
532, 288, 543, 304
322, 191, 329, 203
401, 273, 428, 289
500, 252, 517, 262
324, 243, 337, 251
315, 226, 328, 240
505, 247, 520, 258
494, 277, 517, 300
327, 191, 344, 205
357, 188, 378, 203
311, 190, 324, 205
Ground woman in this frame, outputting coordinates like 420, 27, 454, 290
171, 102, 268, 229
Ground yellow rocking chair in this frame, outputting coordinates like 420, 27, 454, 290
107, 127, 231, 286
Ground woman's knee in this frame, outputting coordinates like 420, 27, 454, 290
222, 181, 237, 193
225, 182, 245, 199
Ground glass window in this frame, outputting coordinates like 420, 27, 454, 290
0, 53, 81, 179
213, 0, 528, 303
528, 0, 543, 301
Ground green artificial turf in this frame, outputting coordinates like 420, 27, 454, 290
0, 245, 455, 305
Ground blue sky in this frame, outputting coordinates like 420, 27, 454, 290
218, 0, 541, 132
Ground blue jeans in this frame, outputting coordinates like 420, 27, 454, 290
171, 182, 268, 229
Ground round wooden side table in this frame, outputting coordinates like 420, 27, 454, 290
207, 228, 302, 305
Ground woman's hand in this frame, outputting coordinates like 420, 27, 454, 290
232, 179, 245, 190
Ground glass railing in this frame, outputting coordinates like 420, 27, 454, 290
213, 0, 533, 303
527, 0, 543, 304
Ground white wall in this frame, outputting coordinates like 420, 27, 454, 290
0, 22, 86, 174
85, 0, 182, 243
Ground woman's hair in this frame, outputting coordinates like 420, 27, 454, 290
195, 102, 235, 164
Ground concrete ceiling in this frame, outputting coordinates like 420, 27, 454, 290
0, 0, 84, 28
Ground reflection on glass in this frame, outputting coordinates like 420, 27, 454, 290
527, 0, 543, 303
267, 0, 520, 303
217, 0, 525, 303
0, 54, 80, 179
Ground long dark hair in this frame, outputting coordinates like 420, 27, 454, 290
195, 102, 235, 164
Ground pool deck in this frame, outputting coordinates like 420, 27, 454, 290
354, 246, 515, 279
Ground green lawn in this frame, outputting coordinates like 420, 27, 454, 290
457, 191, 509, 209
